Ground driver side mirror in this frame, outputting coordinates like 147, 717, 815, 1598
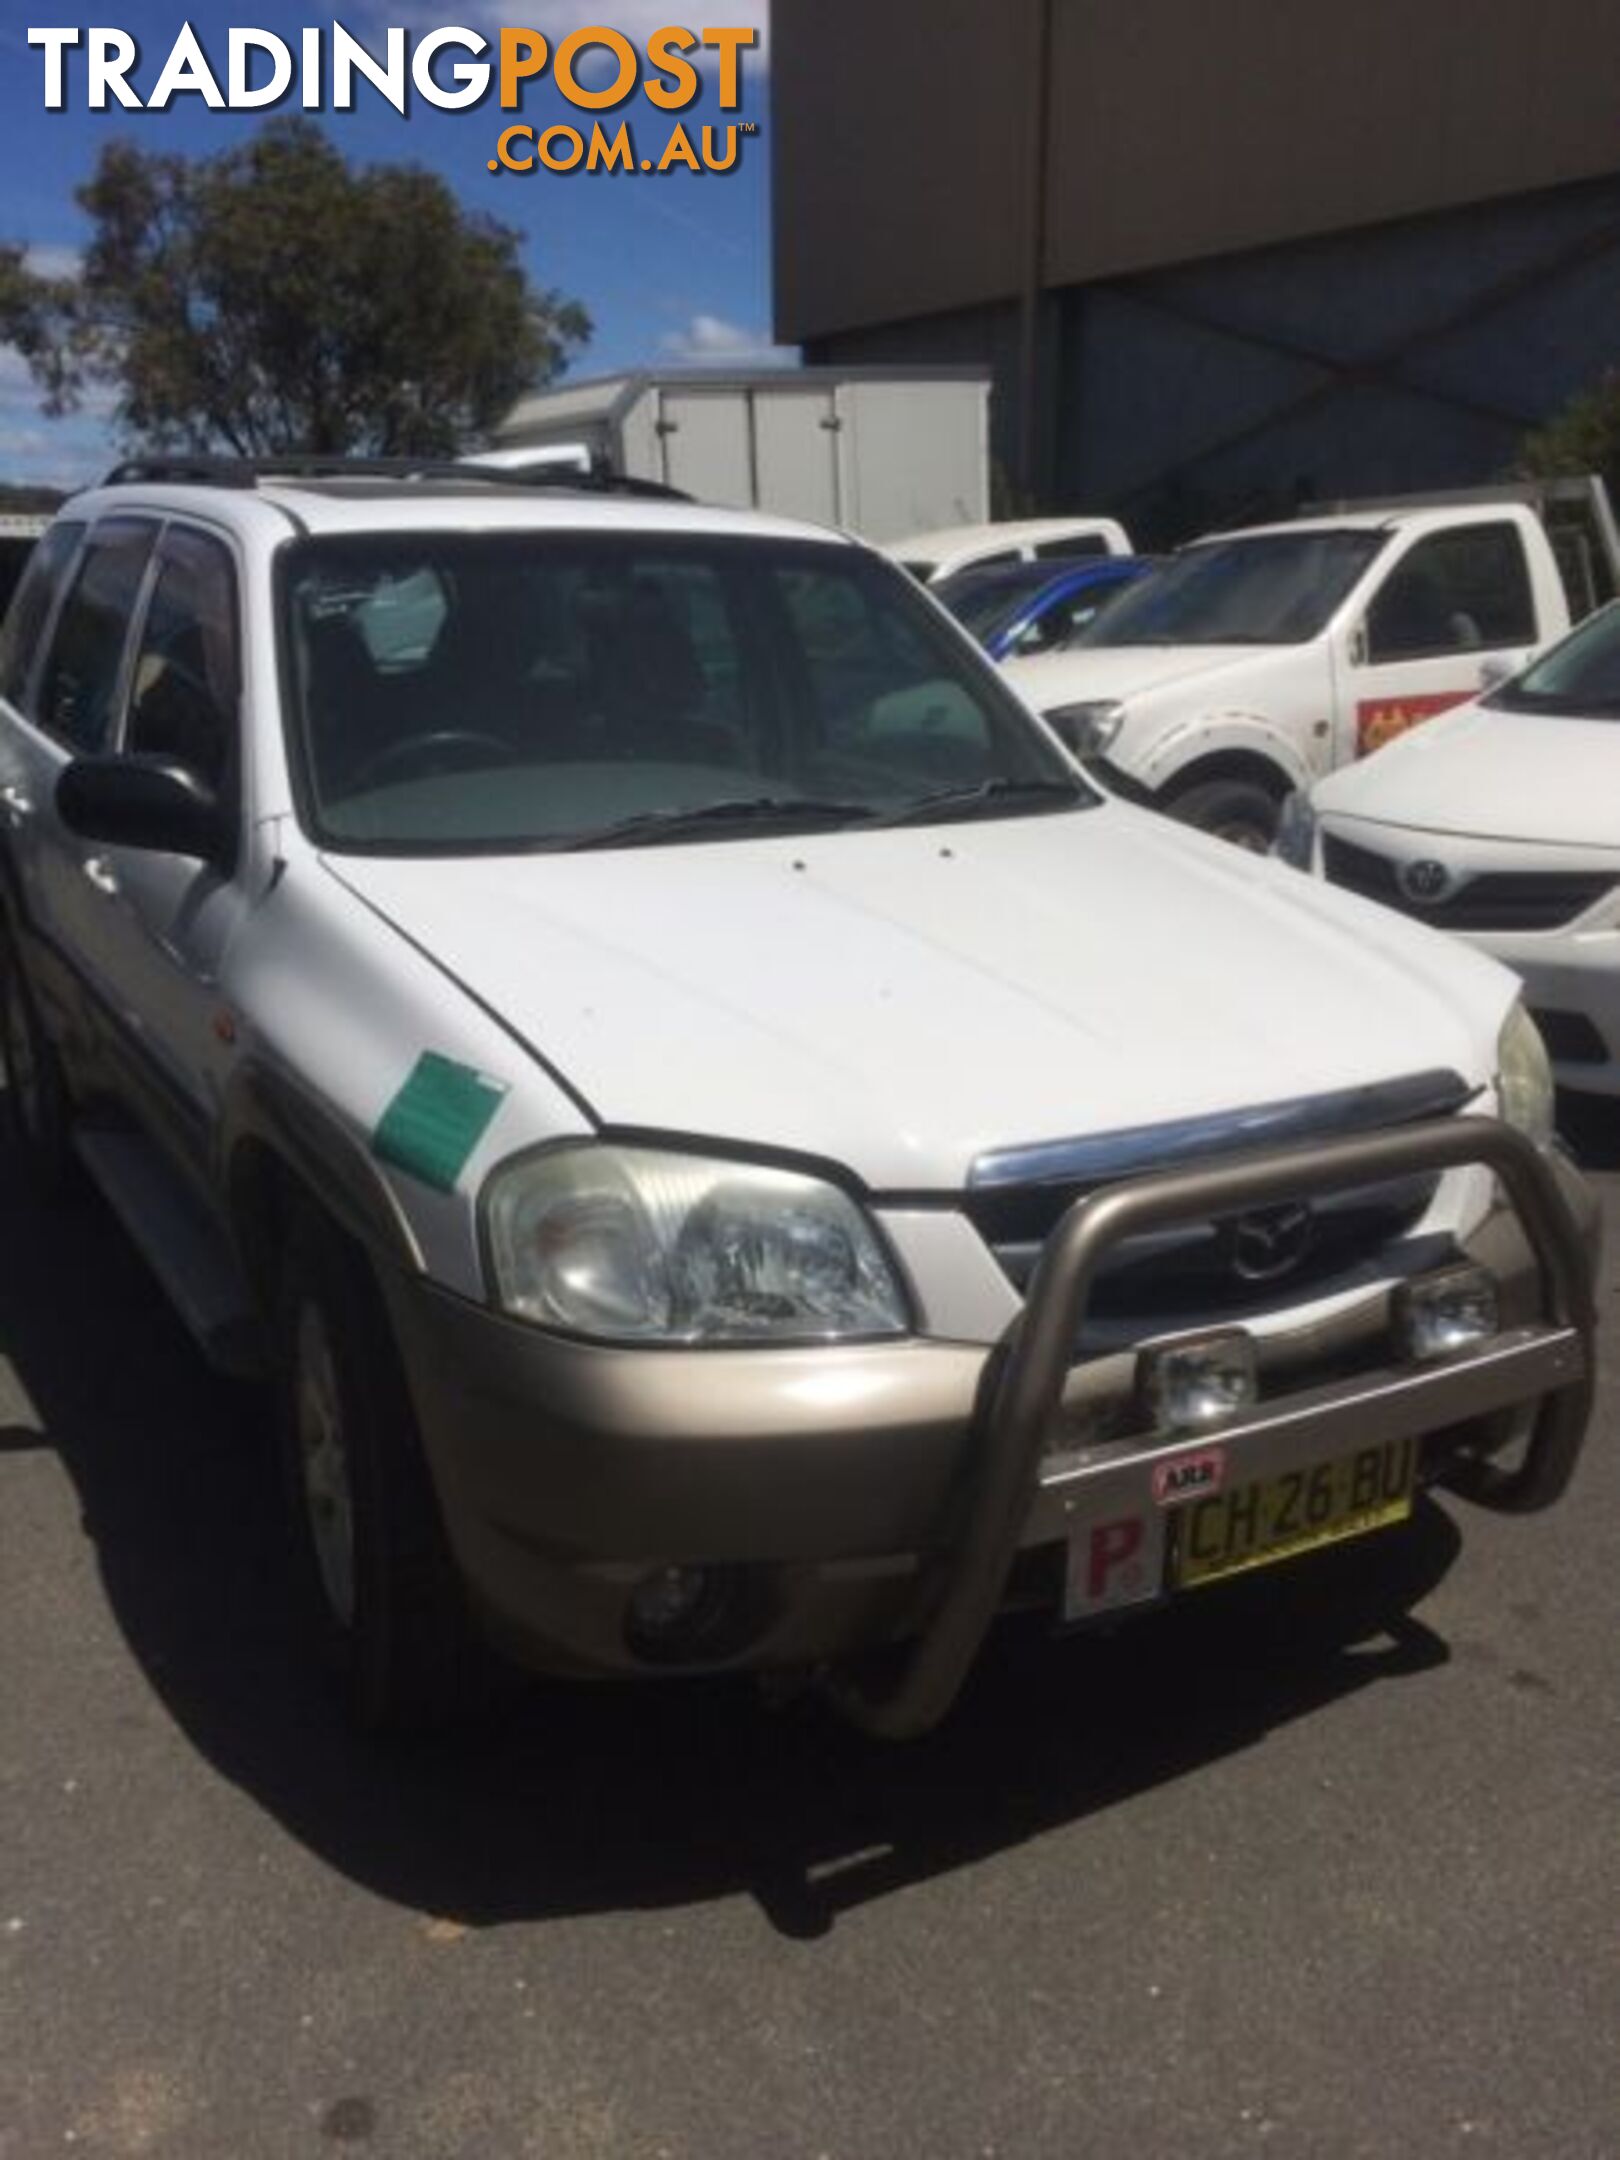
57, 755, 227, 864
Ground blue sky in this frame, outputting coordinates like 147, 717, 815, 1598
0, 2, 782, 486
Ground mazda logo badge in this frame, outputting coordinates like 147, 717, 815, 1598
1228, 1203, 1316, 1284
1398, 859, 1455, 905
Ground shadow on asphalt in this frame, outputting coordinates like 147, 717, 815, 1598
3, 1162, 1463, 1942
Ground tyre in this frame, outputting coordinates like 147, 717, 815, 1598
0, 922, 73, 1193
1164, 778, 1281, 853
276, 1205, 479, 1733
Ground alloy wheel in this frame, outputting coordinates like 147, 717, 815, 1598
294, 1300, 357, 1630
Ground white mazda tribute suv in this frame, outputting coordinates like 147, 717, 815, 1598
0, 459, 1596, 1736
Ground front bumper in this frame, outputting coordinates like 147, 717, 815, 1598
1312, 816, 1620, 1094
385, 1119, 1596, 1720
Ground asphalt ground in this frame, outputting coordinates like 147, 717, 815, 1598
3, 1103, 1618, 2159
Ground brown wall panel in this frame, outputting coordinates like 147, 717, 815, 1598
1047, 0, 1620, 284
772, 0, 1035, 339
774, 0, 1620, 342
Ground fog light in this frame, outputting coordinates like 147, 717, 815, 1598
629, 1565, 713, 1640
1396, 1266, 1499, 1362
1140, 1331, 1258, 1432
625, 1564, 773, 1665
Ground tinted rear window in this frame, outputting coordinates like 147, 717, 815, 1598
36, 521, 159, 752
0, 521, 84, 714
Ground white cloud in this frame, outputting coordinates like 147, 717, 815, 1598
24, 245, 82, 284
659, 312, 798, 367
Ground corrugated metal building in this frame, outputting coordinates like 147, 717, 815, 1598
771, 0, 1620, 540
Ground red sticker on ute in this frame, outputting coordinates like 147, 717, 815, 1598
1152, 1448, 1228, 1507
1356, 691, 1471, 757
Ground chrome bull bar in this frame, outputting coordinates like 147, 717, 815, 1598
832, 1116, 1595, 1740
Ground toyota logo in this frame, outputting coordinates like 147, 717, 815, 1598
1228, 1203, 1316, 1284
1398, 859, 1455, 906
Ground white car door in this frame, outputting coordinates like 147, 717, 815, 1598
1332, 520, 1541, 764
64, 520, 251, 1181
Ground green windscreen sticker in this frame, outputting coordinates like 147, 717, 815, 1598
373, 1054, 508, 1192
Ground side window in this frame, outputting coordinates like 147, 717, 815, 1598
36, 520, 158, 751
1013, 583, 1120, 657
1034, 535, 1109, 561
126, 528, 240, 793
1367, 524, 1536, 664
1057, 596, 1108, 644
0, 537, 38, 623
0, 521, 85, 714
1011, 612, 1063, 657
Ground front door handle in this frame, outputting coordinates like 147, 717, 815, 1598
81, 855, 120, 899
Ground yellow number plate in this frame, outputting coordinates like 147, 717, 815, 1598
1175, 1437, 1417, 1590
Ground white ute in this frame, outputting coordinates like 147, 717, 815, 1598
1004, 500, 1576, 851
0, 457, 1598, 1739
888, 516, 1134, 585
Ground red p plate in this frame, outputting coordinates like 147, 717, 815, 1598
1063, 1500, 1166, 1621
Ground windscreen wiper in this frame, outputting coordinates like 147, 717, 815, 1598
872, 777, 1090, 829
563, 795, 875, 851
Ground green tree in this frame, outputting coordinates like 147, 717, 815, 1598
1517, 369, 1620, 504
1, 120, 589, 457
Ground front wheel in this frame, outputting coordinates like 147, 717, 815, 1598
276, 1208, 480, 1732
1163, 778, 1281, 853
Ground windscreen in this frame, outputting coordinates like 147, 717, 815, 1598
1073, 529, 1386, 648
1487, 600, 1620, 717
280, 531, 1086, 852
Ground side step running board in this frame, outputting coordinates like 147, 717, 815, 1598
73, 1127, 266, 1380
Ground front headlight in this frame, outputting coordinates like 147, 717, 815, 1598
1497, 1003, 1555, 1149
1047, 700, 1125, 757
1272, 789, 1318, 871
482, 1145, 910, 1344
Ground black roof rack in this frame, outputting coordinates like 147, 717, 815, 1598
98, 455, 693, 503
